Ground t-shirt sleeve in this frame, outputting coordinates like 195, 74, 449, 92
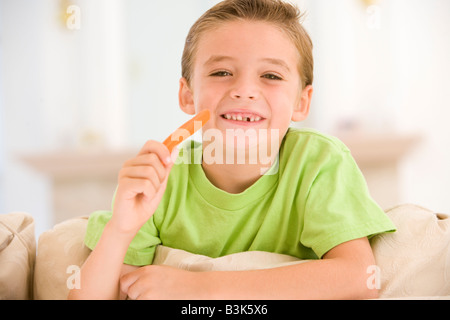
300, 140, 396, 258
84, 210, 161, 266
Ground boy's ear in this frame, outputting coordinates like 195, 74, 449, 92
292, 85, 313, 122
179, 77, 196, 115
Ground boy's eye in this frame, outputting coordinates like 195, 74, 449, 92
210, 71, 232, 77
262, 73, 283, 81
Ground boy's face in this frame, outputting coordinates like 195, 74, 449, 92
179, 20, 312, 151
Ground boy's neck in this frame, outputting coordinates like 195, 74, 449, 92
199, 133, 283, 194
201, 146, 280, 194
201, 162, 265, 194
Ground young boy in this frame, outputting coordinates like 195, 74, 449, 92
69, 0, 395, 300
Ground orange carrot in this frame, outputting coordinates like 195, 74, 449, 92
163, 109, 210, 153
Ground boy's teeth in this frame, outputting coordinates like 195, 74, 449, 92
223, 114, 262, 122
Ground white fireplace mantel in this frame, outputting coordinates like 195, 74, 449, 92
21, 148, 137, 224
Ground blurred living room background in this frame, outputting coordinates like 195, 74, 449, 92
0, 0, 449, 237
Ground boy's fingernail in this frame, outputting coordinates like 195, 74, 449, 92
171, 147, 180, 161
165, 156, 172, 165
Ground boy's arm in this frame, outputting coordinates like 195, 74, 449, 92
68, 140, 175, 300
120, 237, 378, 300
67, 222, 137, 300
205, 237, 379, 300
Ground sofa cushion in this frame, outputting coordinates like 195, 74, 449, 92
152, 245, 306, 271
0, 212, 36, 300
34, 216, 91, 300
370, 204, 450, 298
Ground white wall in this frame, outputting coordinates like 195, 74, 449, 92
294, 0, 450, 213
0, 0, 52, 236
388, 0, 450, 212
0, 0, 217, 236
0, 0, 129, 236
124, 0, 213, 146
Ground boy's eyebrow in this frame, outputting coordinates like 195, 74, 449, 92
204, 55, 235, 66
259, 58, 291, 72
204, 55, 291, 72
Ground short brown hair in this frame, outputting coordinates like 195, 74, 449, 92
181, 0, 314, 88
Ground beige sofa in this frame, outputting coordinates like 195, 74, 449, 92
1, 204, 449, 300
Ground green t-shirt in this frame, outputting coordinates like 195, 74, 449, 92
85, 128, 395, 266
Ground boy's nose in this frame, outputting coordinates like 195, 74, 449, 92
232, 93, 256, 100
230, 77, 259, 101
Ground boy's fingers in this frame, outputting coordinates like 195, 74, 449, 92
117, 143, 179, 204
120, 267, 149, 300
119, 166, 161, 190
119, 269, 139, 298
124, 153, 159, 167
138, 140, 172, 166
122, 154, 167, 182
119, 178, 156, 201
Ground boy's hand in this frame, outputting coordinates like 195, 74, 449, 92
120, 265, 203, 300
110, 140, 177, 235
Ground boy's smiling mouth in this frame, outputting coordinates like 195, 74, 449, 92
220, 110, 266, 124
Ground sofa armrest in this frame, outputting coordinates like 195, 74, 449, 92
0, 212, 36, 300
34, 216, 90, 300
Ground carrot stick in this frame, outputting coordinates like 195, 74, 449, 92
162, 109, 210, 153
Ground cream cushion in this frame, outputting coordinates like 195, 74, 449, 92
34, 216, 91, 300
152, 245, 307, 271
34, 204, 450, 299
0, 212, 36, 300
370, 204, 450, 298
